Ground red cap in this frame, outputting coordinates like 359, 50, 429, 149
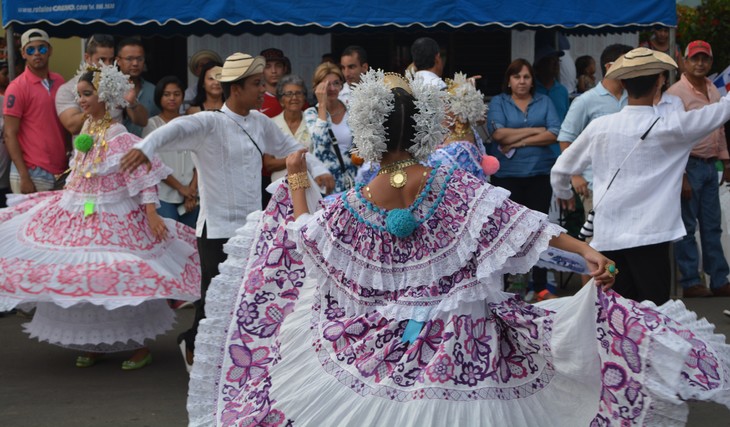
685, 40, 713, 58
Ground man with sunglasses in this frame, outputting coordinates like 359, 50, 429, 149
4, 28, 68, 194
56, 34, 117, 136
116, 37, 157, 137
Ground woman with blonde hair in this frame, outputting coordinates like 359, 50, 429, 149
303, 62, 357, 193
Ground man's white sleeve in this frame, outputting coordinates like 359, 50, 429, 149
133, 114, 209, 158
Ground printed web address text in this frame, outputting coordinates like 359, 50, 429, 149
18, 3, 115, 13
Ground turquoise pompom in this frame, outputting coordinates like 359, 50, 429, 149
74, 134, 94, 153
386, 208, 418, 238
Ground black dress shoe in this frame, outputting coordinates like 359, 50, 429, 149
683, 285, 713, 298
712, 283, 730, 297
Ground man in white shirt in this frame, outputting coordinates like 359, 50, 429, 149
558, 34, 577, 96
411, 37, 446, 90
121, 52, 334, 370
559, 45, 632, 209
338, 45, 369, 107
551, 47, 730, 305
557, 44, 632, 285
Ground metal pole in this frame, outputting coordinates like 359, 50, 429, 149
6, 25, 17, 81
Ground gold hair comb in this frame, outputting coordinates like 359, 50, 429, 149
383, 72, 412, 95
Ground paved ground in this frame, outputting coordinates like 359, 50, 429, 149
0, 309, 193, 427
1, 297, 730, 426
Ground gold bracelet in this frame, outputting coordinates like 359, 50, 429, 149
288, 172, 310, 191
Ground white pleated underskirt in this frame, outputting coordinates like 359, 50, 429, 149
24, 300, 176, 352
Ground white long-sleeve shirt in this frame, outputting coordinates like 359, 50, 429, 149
135, 104, 330, 239
551, 93, 730, 251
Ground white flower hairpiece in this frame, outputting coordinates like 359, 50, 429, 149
408, 74, 448, 161
445, 72, 487, 126
349, 69, 394, 163
349, 69, 447, 163
73, 61, 133, 113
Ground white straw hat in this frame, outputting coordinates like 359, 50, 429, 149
215, 53, 265, 83
605, 47, 677, 80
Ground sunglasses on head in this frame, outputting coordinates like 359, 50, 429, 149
25, 45, 49, 55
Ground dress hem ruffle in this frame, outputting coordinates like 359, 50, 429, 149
188, 211, 264, 426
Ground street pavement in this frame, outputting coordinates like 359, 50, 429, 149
2, 298, 730, 426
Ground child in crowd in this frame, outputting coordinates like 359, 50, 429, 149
575, 55, 597, 93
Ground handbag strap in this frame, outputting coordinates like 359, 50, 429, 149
592, 116, 660, 210
328, 128, 347, 173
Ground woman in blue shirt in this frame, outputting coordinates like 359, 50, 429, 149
487, 58, 561, 300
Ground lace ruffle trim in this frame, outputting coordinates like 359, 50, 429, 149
647, 299, 730, 411
298, 178, 563, 321
306, 215, 560, 322
300, 178, 512, 293
188, 211, 264, 427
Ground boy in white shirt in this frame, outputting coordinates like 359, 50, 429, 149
551, 47, 730, 305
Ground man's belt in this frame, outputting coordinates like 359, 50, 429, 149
689, 155, 719, 164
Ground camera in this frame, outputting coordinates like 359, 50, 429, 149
578, 210, 595, 241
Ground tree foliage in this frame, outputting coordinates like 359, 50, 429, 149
677, 0, 729, 74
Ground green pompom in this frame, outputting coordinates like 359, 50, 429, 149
74, 134, 94, 153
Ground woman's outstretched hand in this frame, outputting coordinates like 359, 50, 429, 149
549, 233, 616, 292
145, 206, 168, 241
583, 249, 617, 291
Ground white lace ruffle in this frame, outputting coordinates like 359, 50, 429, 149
648, 299, 730, 409
66, 127, 172, 204
244, 282, 730, 427
298, 182, 563, 321
302, 183, 562, 293
188, 211, 264, 427
0, 208, 199, 311
24, 300, 175, 352
543, 285, 730, 426
240, 278, 591, 427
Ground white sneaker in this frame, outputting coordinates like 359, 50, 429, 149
179, 341, 192, 374
723, 309, 730, 319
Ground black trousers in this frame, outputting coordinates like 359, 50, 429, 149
261, 174, 272, 209
602, 242, 671, 305
0, 186, 9, 208
490, 174, 552, 292
180, 223, 228, 352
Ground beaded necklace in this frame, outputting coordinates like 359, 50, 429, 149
342, 163, 457, 238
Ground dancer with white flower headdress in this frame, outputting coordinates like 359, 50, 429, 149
188, 68, 730, 426
427, 72, 499, 180
0, 63, 200, 370
357, 72, 499, 186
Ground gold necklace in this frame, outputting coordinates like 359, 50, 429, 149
365, 169, 428, 201
69, 114, 112, 217
72, 114, 112, 181
377, 158, 419, 188
87, 114, 112, 136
